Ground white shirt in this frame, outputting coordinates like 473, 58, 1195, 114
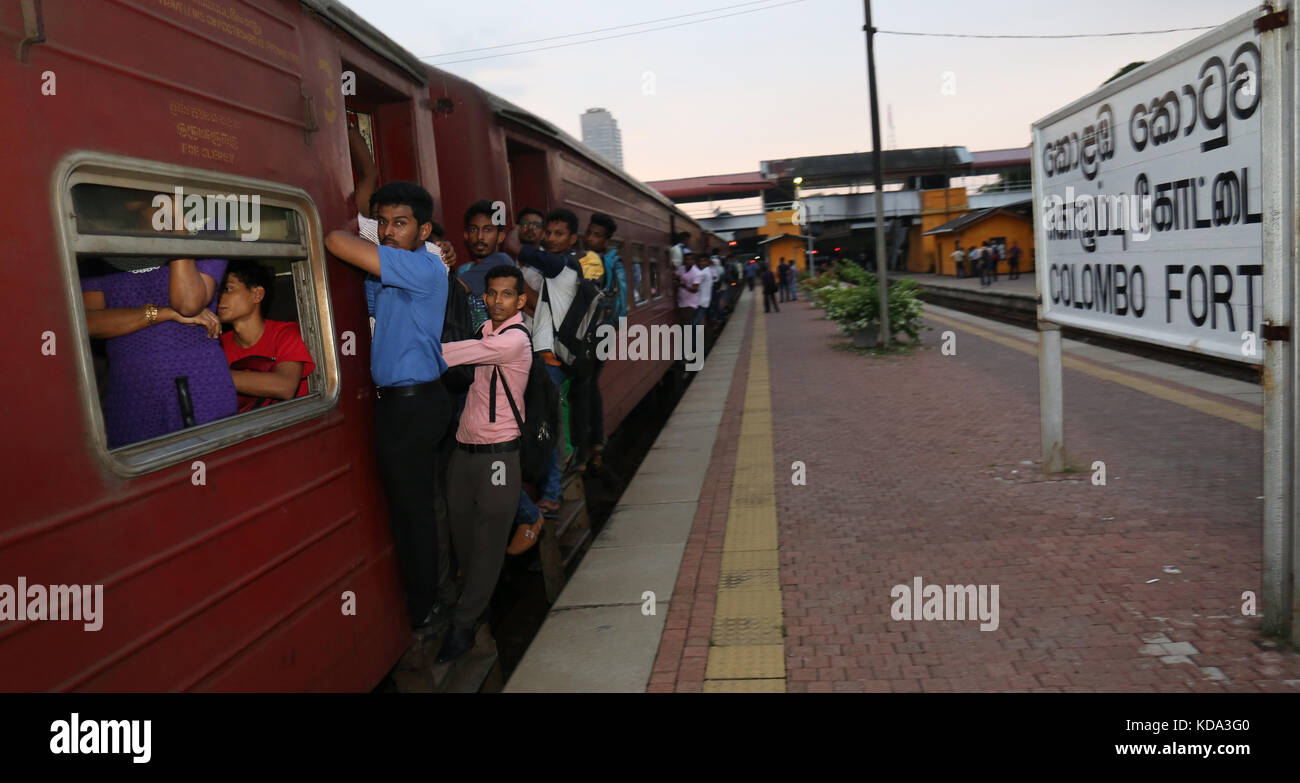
676, 265, 702, 308
357, 212, 442, 257
668, 244, 684, 269
695, 266, 713, 308
521, 263, 579, 355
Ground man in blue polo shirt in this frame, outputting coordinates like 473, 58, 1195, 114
326, 181, 450, 633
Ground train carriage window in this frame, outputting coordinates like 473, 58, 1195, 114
649, 247, 661, 300
58, 156, 338, 477
629, 242, 645, 307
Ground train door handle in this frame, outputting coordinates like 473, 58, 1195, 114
300, 82, 319, 144
16, 0, 45, 64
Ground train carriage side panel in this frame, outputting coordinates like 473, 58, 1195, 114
0, 0, 433, 690
425, 69, 512, 244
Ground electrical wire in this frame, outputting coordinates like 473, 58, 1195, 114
423, 0, 805, 66
421, 0, 780, 58
876, 25, 1215, 40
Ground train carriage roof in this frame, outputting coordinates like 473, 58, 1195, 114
481, 92, 691, 220
300, 0, 428, 85
302, 0, 706, 234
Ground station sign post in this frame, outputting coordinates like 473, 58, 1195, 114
1030, 5, 1298, 642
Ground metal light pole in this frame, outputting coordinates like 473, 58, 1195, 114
863, 0, 890, 346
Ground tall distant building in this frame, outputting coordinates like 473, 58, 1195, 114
580, 108, 624, 169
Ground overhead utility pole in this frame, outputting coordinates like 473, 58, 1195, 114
863, 0, 890, 346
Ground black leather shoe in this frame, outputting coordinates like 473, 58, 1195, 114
414, 602, 451, 637
436, 626, 475, 663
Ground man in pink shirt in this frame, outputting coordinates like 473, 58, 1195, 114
436, 265, 533, 663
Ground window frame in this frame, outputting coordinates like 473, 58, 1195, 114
53, 151, 341, 478
649, 246, 663, 301
627, 241, 645, 307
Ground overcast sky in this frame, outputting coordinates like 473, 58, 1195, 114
343, 0, 1261, 183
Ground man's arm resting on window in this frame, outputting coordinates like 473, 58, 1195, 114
231, 362, 304, 400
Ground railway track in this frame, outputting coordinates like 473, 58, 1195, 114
916, 286, 1262, 386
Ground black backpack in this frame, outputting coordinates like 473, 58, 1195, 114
440, 270, 476, 395
545, 259, 610, 379
489, 324, 559, 485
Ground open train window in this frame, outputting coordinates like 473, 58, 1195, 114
55, 153, 338, 477
649, 247, 662, 300
628, 242, 645, 307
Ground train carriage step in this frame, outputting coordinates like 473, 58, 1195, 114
391, 625, 502, 693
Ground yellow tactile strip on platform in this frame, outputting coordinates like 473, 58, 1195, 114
705, 314, 786, 688
703, 678, 787, 693
705, 645, 786, 680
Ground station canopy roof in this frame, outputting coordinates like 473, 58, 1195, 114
922, 199, 1033, 236
645, 172, 775, 202
762, 147, 973, 189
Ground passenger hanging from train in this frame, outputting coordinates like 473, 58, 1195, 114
708, 251, 727, 322
502, 208, 583, 517
216, 260, 315, 412
325, 181, 452, 634
347, 127, 465, 624
435, 265, 533, 663
515, 206, 545, 246
694, 252, 713, 330
455, 199, 544, 554
675, 249, 702, 327
80, 195, 237, 449
459, 200, 517, 331
669, 231, 690, 269
569, 212, 627, 473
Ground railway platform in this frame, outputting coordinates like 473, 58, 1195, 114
506, 286, 1300, 693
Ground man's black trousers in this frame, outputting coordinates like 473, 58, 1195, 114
374, 381, 452, 627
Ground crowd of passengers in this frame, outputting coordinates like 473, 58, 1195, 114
81, 126, 742, 664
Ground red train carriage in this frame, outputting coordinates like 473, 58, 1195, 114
0, 0, 715, 691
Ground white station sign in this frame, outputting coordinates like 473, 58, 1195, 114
1032, 19, 1264, 363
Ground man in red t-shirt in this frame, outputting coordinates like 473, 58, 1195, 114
217, 260, 315, 412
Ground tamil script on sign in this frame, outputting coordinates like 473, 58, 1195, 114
1033, 18, 1263, 363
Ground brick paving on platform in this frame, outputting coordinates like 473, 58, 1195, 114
646, 299, 755, 693
650, 287, 1300, 693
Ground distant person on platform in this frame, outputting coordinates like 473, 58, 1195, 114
745, 259, 757, 290
988, 240, 1001, 283
951, 242, 966, 279
776, 259, 790, 303
761, 262, 780, 313
975, 242, 990, 287
1008, 240, 1022, 280
787, 259, 799, 301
